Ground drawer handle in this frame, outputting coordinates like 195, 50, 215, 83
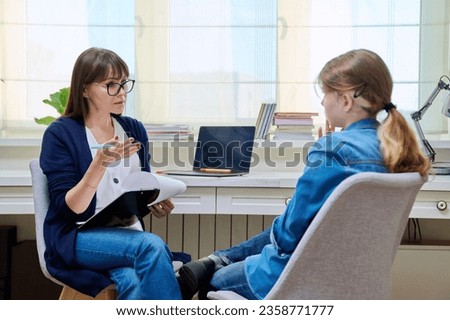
285, 197, 291, 206
436, 201, 447, 211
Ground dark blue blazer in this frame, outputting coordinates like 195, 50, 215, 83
40, 114, 151, 297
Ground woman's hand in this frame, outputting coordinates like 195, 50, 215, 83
149, 199, 175, 218
318, 120, 335, 138
95, 136, 141, 167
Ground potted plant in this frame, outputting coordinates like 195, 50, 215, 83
34, 87, 69, 125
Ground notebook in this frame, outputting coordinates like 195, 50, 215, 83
77, 171, 186, 230
164, 126, 256, 177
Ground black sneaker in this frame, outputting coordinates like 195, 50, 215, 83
177, 258, 216, 300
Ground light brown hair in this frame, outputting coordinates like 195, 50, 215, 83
318, 49, 430, 176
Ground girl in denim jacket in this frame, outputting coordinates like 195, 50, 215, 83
177, 49, 430, 300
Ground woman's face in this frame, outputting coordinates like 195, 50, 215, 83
84, 74, 129, 116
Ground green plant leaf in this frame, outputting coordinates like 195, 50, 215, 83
34, 116, 57, 125
57, 87, 69, 113
36, 87, 69, 125
42, 98, 60, 110
42, 87, 69, 115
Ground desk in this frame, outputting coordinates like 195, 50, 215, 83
165, 172, 450, 219
1, 170, 450, 219
165, 171, 296, 215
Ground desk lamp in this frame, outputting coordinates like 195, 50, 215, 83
411, 75, 450, 175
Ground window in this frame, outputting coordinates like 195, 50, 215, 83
135, 0, 277, 125
0, 0, 135, 136
1, 0, 449, 139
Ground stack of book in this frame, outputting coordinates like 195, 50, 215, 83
144, 124, 193, 141
254, 102, 277, 140
272, 112, 318, 140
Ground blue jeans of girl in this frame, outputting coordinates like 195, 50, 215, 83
75, 227, 182, 300
209, 228, 271, 299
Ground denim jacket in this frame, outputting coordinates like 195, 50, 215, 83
245, 118, 388, 299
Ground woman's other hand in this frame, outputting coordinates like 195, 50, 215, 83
149, 198, 175, 218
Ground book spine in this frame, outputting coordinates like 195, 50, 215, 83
255, 102, 277, 139
273, 118, 314, 125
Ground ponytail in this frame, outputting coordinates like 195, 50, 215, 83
378, 107, 430, 176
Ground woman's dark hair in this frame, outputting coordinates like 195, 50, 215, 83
63, 47, 129, 120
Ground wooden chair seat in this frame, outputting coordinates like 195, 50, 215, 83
59, 284, 118, 300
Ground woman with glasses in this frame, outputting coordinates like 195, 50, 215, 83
40, 47, 182, 299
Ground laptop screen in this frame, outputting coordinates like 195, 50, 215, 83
193, 126, 256, 173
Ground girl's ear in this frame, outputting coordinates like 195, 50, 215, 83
341, 92, 354, 112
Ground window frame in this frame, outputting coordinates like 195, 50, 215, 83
0, 0, 449, 143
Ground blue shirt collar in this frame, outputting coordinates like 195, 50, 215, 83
344, 118, 380, 131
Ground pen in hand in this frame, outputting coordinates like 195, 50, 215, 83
90, 144, 115, 149
90, 141, 141, 149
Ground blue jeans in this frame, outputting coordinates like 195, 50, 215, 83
75, 227, 182, 300
209, 228, 271, 299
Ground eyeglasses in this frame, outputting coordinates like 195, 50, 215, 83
92, 79, 135, 96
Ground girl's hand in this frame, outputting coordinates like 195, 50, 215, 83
318, 120, 335, 138
149, 198, 175, 218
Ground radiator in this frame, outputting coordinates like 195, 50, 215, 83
144, 214, 276, 260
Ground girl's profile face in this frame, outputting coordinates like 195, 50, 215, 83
321, 90, 347, 129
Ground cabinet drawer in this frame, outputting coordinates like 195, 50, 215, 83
217, 187, 293, 215
0, 186, 34, 214
172, 187, 215, 214
410, 191, 450, 219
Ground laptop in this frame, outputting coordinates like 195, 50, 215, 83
164, 126, 256, 177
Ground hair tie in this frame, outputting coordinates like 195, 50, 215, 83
383, 103, 396, 112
